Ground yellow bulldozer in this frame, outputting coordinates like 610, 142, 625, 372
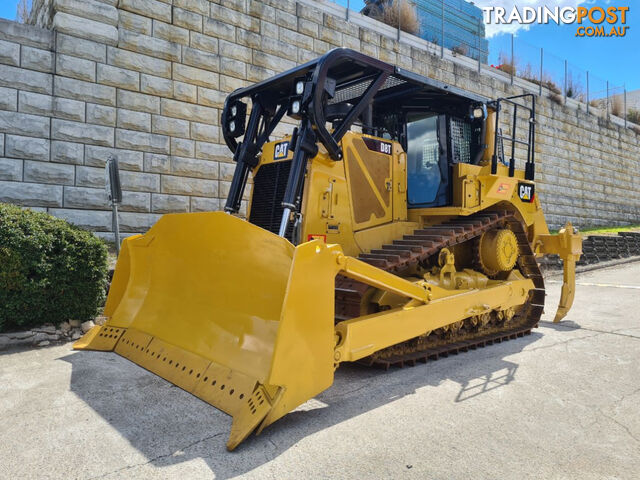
75, 49, 582, 450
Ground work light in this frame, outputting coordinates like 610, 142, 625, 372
224, 100, 246, 138
288, 77, 307, 120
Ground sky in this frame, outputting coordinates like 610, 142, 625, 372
337, 0, 639, 92
1, 0, 637, 91
476, 0, 640, 92
0, 1, 18, 21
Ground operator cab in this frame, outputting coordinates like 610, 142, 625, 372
350, 70, 491, 209
315, 67, 490, 210
221, 48, 535, 237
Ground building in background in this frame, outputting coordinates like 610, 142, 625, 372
608, 89, 640, 123
363, 0, 489, 63
617, 89, 640, 111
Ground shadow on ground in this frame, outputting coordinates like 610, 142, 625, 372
539, 320, 582, 331
60, 332, 540, 479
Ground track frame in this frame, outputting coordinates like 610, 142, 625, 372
334, 211, 546, 368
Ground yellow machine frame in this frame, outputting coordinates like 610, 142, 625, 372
77, 212, 539, 449
75, 50, 582, 450
76, 128, 581, 450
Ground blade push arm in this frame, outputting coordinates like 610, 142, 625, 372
332, 253, 534, 363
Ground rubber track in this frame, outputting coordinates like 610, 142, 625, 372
334, 211, 545, 369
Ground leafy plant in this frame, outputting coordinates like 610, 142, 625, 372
0, 203, 108, 332
565, 72, 585, 101
16, 0, 31, 23
495, 52, 516, 76
611, 96, 623, 117
452, 44, 468, 56
627, 108, 640, 124
367, 0, 420, 35
590, 99, 604, 109
550, 93, 564, 105
495, 56, 563, 96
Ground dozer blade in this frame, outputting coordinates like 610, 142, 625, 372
75, 212, 343, 450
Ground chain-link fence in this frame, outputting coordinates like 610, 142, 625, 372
329, 0, 637, 129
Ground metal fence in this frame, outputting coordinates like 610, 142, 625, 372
492, 33, 633, 125
329, 0, 638, 128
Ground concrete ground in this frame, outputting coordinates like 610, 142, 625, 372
1, 262, 639, 480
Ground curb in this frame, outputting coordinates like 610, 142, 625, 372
544, 255, 640, 279
0, 319, 102, 353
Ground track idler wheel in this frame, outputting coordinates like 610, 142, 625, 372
476, 228, 519, 277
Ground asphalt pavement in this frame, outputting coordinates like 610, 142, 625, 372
1, 261, 639, 480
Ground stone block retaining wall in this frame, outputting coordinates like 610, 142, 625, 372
0, 0, 638, 239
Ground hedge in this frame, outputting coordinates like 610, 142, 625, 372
0, 203, 108, 332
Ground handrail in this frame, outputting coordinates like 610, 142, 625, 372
490, 94, 536, 180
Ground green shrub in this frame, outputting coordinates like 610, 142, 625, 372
0, 203, 108, 332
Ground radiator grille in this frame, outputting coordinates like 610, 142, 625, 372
248, 160, 295, 240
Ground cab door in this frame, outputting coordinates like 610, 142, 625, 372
406, 114, 449, 208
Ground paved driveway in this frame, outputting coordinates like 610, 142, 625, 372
1, 261, 639, 479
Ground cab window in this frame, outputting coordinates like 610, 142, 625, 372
406, 115, 441, 206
